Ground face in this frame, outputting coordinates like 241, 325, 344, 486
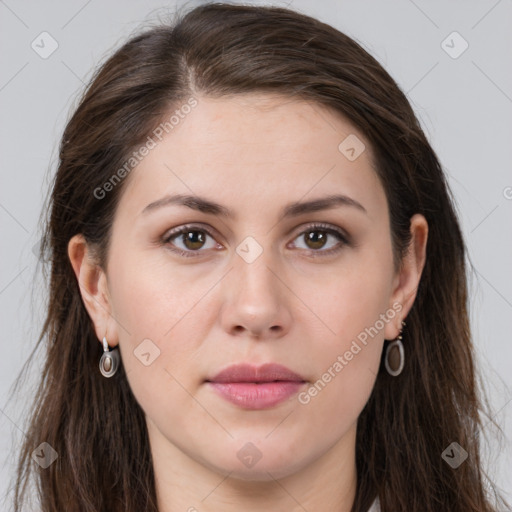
85, 94, 414, 481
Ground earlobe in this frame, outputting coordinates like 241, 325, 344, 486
385, 214, 428, 339
67, 234, 118, 346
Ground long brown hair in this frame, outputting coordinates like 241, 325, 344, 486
13, 3, 508, 511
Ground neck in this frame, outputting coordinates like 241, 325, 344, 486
149, 420, 358, 512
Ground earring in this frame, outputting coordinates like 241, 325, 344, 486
99, 337, 120, 378
384, 321, 406, 377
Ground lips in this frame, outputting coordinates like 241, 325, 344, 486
207, 363, 305, 384
206, 363, 306, 410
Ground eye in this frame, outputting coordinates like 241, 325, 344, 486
289, 223, 349, 257
162, 225, 220, 258
162, 222, 349, 258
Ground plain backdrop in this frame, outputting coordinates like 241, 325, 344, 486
1, 0, 511, 508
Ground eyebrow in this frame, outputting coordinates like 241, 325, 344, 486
141, 193, 367, 219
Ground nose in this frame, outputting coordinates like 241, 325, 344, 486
219, 249, 292, 339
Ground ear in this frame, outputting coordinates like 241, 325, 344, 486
68, 234, 119, 347
384, 213, 428, 340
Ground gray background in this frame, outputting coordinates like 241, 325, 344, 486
1, 0, 511, 507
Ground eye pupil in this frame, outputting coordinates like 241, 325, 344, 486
184, 231, 205, 250
305, 230, 327, 249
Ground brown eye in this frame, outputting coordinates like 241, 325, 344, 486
163, 226, 219, 257
291, 224, 348, 256
303, 230, 329, 250
181, 230, 207, 250
163, 223, 348, 259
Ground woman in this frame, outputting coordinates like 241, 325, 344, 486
13, 3, 508, 511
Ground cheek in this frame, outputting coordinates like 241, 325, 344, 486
304, 250, 394, 349
106, 248, 212, 410
108, 243, 217, 340
296, 251, 394, 410
296, 280, 387, 436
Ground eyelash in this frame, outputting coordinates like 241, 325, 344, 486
161, 222, 350, 259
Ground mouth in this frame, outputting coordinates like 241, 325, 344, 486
205, 363, 307, 410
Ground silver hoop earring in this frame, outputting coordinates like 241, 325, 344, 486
384, 321, 405, 377
99, 337, 120, 378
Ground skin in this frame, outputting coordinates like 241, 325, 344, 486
69, 94, 428, 512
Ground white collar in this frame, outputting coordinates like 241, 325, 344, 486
367, 497, 380, 511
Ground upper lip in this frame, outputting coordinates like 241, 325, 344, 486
207, 363, 306, 383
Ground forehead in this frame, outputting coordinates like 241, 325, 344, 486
117, 93, 385, 222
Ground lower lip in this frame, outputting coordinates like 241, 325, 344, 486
207, 381, 305, 409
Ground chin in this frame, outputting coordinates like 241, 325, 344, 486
201, 448, 308, 482
217, 464, 300, 483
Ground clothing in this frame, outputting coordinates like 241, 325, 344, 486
367, 497, 380, 511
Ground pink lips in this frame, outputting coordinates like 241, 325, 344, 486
206, 363, 306, 410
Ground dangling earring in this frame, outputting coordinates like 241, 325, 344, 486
384, 321, 406, 376
99, 336, 120, 378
